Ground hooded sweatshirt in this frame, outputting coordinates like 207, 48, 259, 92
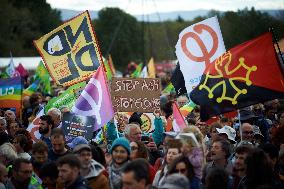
82, 159, 109, 189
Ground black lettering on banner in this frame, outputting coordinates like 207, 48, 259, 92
64, 17, 92, 47
75, 44, 100, 71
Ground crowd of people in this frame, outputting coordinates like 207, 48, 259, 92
0, 69, 284, 189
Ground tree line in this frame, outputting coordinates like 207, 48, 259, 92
0, 0, 284, 69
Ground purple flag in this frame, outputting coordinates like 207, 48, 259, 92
72, 66, 114, 131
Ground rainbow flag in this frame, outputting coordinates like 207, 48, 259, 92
0, 77, 23, 116
23, 80, 40, 97
180, 100, 197, 117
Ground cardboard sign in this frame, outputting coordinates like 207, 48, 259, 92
34, 11, 103, 87
111, 78, 161, 113
62, 112, 95, 140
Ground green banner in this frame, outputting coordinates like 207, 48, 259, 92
45, 81, 86, 113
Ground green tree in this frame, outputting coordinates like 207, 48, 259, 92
0, 0, 61, 56
94, 8, 143, 69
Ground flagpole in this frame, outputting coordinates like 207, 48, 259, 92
269, 28, 284, 69
238, 109, 243, 141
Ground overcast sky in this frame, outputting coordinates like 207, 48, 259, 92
46, 0, 284, 15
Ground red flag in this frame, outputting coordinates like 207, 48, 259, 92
16, 63, 29, 77
173, 102, 187, 132
191, 32, 284, 121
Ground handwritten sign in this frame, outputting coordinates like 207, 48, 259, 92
62, 112, 95, 140
111, 78, 161, 113
34, 11, 103, 87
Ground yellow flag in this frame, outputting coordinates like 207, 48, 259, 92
34, 11, 102, 87
148, 57, 156, 78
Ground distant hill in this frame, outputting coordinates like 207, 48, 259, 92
59, 8, 283, 22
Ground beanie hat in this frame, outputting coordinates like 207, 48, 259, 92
110, 137, 131, 155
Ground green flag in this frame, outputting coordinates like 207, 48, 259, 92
162, 82, 176, 94
45, 81, 86, 113
131, 63, 143, 78
103, 58, 113, 81
35, 61, 52, 94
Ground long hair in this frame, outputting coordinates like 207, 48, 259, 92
158, 139, 182, 182
167, 155, 195, 180
244, 148, 275, 189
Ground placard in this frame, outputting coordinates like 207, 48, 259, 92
111, 78, 161, 112
62, 112, 95, 140
34, 11, 103, 86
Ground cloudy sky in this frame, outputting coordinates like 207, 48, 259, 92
46, 0, 284, 15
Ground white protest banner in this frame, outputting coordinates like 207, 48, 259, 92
175, 16, 226, 94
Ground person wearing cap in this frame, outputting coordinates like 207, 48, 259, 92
108, 137, 131, 189
216, 125, 237, 144
159, 173, 190, 189
67, 136, 88, 150
73, 144, 109, 189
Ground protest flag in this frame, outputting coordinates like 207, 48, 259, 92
27, 108, 44, 142
140, 66, 148, 78
23, 80, 40, 97
5, 56, 19, 78
175, 16, 226, 94
16, 63, 29, 78
45, 81, 86, 113
35, 61, 52, 95
171, 63, 187, 96
131, 63, 143, 78
148, 57, 156, 78
162, 82, 175, 94
173, 102, 187, 132
190, 32, 284, 121
102, 57, 113, 81
180, 100, 197, 117
72, 66, 114, 131
0, 77, 23, 116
